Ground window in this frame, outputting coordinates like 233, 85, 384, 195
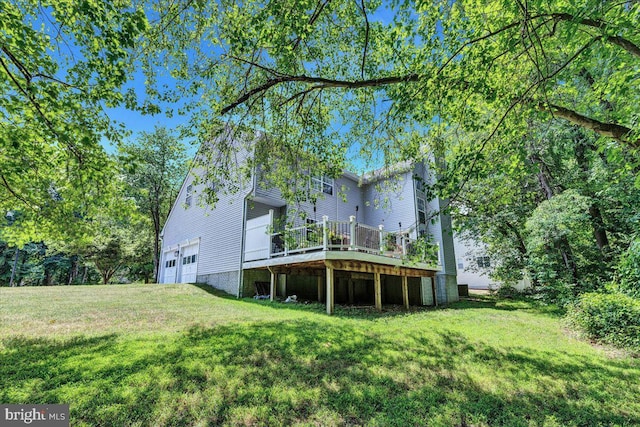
185, 184, 193, 208
311, 175, 334, 195
165, 259, 176, 268
476, 256, 491, 268
417, 197, 427, 225
182, 254, 197, 265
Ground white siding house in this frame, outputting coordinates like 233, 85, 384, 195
453, 236, 497, 290
159, 136, 460, 312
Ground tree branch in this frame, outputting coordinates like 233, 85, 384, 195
292, 0, 332, 51
1, 175, 35, 209
551, 13, 640, 58
221, 73, 419, 114
358, 0, 370, 79
539, 103, 638, 147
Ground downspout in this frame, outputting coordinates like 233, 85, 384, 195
157, 234, 164, 283
174, 244, 180, 283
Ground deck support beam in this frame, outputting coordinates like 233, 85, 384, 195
431, 276, 438, 307
402, 276, 409, 310
317, 275, 324, 303
269, 268, 276, 301
326, 264, 335, 315
374, 272, 382, 311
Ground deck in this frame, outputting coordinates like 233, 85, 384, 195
243, 214, 441, 314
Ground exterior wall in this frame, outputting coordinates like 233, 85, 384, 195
414, 161, 459, 303
421, 277, 434, 305
453, 235, 497, 290
289, 175, 363, 224
197, 271, 241, 295
432, 274, 459, 304
246, 201, 278, 220
159, 164, 251, 296
362, 171, 417, 233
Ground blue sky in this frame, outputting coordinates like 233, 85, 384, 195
102, 3, 397, 163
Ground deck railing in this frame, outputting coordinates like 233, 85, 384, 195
269, 215, 441, 266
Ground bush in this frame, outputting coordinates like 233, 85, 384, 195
531, 280, 576, 308
492, 285, 523, 299
566, 292, 640, 351
614, 239, 640, 299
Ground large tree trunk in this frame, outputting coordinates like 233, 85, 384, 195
530, 153, 579, 283
152, 205, 161, 283
574, 134, 610, 252
68, 256, 79, 285
9, 248, 19, 287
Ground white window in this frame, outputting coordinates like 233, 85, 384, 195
417, 197, 427, 225
476, 256, 491, 268
311, 175, 334, 195
182, 254, 197, 265
185, 184, 193, 208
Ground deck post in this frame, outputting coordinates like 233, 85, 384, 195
402, 276, 409, 310
269, 269, 276, 301
374, 272, 382, 311
349, 216, 356, 250
281, 274, 287, 299
326, 264, 335, 315
431, 275, 438, 307
378, 225, 385, 254
322, 215, 329, 251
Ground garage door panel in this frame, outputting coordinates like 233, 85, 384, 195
180, 243, 199, 283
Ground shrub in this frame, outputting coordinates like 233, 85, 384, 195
533, 280, 576, 308
492, 285, 523, 299
566, 292, 640, 351
614, 239, 640, 299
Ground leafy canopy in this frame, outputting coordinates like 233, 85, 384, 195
144, 0, 639, 204
0, 0, 147, 245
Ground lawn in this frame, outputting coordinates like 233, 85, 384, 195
0, 284, 638, 426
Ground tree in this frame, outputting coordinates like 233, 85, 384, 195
1, 0, 148, 244
119, 127, 188, 282
451, 117, 640, 300
142, 0, 639, 206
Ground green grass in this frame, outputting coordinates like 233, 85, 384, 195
1, 284, 638, 426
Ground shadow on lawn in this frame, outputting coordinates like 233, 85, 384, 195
192, 283, 565, 320
193, 282, 434, 319
1, 321, 639, 427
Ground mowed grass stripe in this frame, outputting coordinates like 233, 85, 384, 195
0, 284, 638, 426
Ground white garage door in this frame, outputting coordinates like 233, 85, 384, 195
162, 251, 178, 284
179, 243, 199, 283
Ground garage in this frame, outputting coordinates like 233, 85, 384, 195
179, 242, 199, 283
162, 250, 178, 283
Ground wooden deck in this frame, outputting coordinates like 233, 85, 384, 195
243, 249, 439, 314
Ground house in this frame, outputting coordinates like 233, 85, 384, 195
159, 130, 459, 313
453, 236, 497, 290
453, 234, 533, 292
